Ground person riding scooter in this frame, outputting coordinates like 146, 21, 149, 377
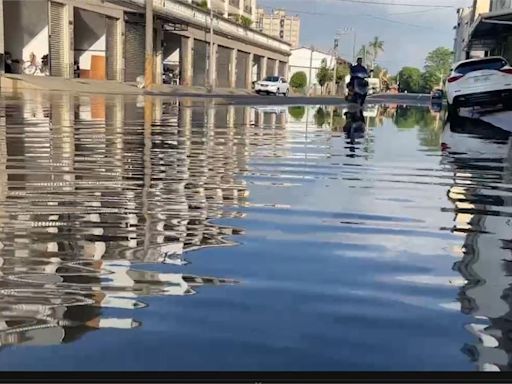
349, 58, 368, 87
346, 58, 370, 106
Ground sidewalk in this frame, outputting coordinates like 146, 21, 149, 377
0, 74, 255, 97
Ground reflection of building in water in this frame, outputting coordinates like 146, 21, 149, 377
0, 258, 237, 347
0, 93, 251, 347
444, 119, 512, 371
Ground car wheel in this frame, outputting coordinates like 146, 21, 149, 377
447, 101, 459, 118
284, 89, 289, 97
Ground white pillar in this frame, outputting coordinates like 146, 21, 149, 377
0, 0, 4, 74
272, 59, 278, 76
66, 3, 73, 79
259, 56, 267, 80
246, 52, 253, 89
181, 36, 193, 86
229, 48, 237, 88
155, 20, 163, 85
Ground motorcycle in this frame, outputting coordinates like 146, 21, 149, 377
346, 72, 369, 106
343, 108, 366, 145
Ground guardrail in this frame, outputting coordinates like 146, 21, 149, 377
146, 0, 291, 54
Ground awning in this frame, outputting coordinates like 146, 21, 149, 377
467, 9, 512, 51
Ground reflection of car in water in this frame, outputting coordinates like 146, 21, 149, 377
253, 106, 288, 115
442, 117, 512, 371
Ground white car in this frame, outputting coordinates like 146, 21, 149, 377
445, 56, 512, 115
255, 76, 289, 96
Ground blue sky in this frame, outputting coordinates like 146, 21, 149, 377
258, 0, 473, 73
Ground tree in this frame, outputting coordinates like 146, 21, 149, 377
397, 66, 422, 93
424, 47, 453, 87
336, 63, 350, 84
368, 36, 384, 68
290, 71, 307, 91
240, 15, 252, 27
420, 70, 439, 93
357, 44, 372, 65
316, 59, 333, 93
288, 106, 305, 121
314, 107, 329, 127
197, 0, 208, 9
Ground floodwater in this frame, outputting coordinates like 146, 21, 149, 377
0, 92, 511, 371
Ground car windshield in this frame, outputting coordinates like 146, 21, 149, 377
455, 58, 508, 75
263, 76, 280, 82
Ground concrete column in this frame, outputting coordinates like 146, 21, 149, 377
229, 48, 237, 88
66, 3, 73, 79
283, 61, 289, 79
0, 0, 4, 74
246, 52, 253, 89
224, 0, 229, 17
144, 0, 154, 88
155, 21, 163, 85
118, 17, 125, 82
272, 59, 278, 76
208, 43, 218, 88
181, 36, 193, 86
259, 56, 267, 81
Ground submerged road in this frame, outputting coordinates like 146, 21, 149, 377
155, 91, 432, 107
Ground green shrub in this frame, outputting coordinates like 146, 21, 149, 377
290, 71, 307, 90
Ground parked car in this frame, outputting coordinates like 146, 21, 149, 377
431, 88, 443, 100
255, 76, 289, 96
445, 56, 512, 116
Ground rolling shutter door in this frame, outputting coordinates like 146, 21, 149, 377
49, 1, 66, 77
124, 22, 145, 82
106, 17, 119, 81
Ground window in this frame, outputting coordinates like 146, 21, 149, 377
454, 57, 508, 74
264, 76, 280, 82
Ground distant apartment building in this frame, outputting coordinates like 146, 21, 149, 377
191, 0, 256, 21
255, 8, 300, 48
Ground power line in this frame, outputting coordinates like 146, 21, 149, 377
257, 6, 450, 31
328, 0, 461, 8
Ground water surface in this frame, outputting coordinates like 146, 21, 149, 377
0, 93, 510, 371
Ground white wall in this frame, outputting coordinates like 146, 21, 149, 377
74, 8, 106, 70
4, 0, 49, 64
288, 48, 335, 86
163, 33, 181, 65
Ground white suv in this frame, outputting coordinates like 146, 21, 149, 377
445, 56, 512, 115
255, 76, 289, 96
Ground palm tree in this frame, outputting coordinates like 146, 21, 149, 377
356, 44, 372, 66
368, 36, 384, 69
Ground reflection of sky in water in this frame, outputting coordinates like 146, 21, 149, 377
0, 94, 511, 371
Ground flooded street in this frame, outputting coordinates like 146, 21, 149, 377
0, 92, 511, 371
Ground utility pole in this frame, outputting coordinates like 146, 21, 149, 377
207, 6, 214, 92
331, 38, 338, 96
308, 45, 314, 94
352, 31, 357, 63
144, 0, 154, 89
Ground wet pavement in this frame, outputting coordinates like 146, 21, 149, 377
0, 92, 510, 371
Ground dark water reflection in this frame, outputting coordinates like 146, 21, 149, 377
0, 93, 510, 371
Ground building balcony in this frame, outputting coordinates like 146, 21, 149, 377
143, 0, 290, 54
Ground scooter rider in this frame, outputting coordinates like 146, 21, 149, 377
348, 57, 369, 89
